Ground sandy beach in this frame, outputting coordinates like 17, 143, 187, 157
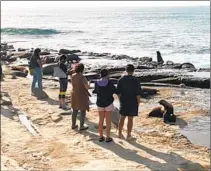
1, 67, 210, 170
1, 2, 210, 170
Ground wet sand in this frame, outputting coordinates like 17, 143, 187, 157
1, 72, 210, 170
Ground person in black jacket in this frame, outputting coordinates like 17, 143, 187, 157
93, 69, 117, 142
58, 55, 70, 110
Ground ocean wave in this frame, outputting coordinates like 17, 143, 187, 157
119, 30, 152, 33
196, 48, 210, 54
1, 28, 62, 35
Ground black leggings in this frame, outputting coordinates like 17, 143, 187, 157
72, 110, 86, 127
59, 78, 68, 99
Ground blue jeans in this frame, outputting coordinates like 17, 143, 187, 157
31, 67, 43, 93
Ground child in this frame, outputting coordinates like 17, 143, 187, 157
58, 55, 70, 110
93, 69, 117, 142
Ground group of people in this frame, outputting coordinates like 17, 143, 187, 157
29, 48, 141, 142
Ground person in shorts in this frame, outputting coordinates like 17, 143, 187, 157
93, 69, 117, 142
117, 64, 141, 141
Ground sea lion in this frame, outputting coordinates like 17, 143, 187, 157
156, 51, 164, 64
148, 106, 165, 118
158, 99, 176, 123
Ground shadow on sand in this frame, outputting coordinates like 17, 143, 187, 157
78, 119, 208, 171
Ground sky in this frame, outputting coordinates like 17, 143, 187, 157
1, 1, 210, 9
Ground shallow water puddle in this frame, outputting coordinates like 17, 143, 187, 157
180, 116, 210, 148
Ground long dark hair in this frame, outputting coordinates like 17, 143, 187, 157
33, 48, 41, 57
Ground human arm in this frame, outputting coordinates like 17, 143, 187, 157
116, 79, 122, 99
36, 55, 42, 68
59, 63, 68, 76
92, 82, 97, 94
136, 78, 141, 104
83, 76, 90, 90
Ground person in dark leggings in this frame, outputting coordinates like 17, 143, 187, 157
58, 55, 70, 110
71, 63, 90, 131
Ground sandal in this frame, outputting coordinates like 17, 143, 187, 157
106, 137, 113, 143
72, 125, 78, 130
99, 136, 105, 142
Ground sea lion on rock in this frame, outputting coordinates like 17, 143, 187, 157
158, 99, 176, 123
156, 51, 164, 64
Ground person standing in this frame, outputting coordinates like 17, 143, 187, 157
58, 55, 70, 110
93, 69, 117, 142
117, 64, 141, 141
29, 48, 43, 95
71, 63, 90, 131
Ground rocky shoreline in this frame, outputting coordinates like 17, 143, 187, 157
1, 43, 210, 88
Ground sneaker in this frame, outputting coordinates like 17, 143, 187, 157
62, 105, 71, 110
118, 133, 125, 139
126, 136, 136, 141
79, 125, 89, 131
72, 125, 78, 130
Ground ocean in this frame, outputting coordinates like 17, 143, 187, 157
1, 6, 210, 68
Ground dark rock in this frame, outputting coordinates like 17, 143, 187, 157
112, 54, 130, 60
84, 72, 99, 80
59, 49, 81, 54
42, 63, 58, 75
11, 70, 28, 77
7, 45, 14, 50
152, 77, 181, 84
66, 54, 81, 63
137, 65, 154, 69
139, 57, 153, 63
197, 68, 210, 72
1, 51, 7, 56
180, 62, 195, 69
141, 87, 158, 96
40, 51, 51, 56
166, 61, 174, 65
1, 55, 17, 62
110, 71, 177, 82
152, 76, 210, 88
1, 43, 8, 51
18, 52, 33, 59
11, 66, 28, 73
41, 55, 55, 64
180, 77, 210, 89
18, 48, 29, 52
81, 52, 110, 57
11, 75, 17, 79
156, 51, 164, 64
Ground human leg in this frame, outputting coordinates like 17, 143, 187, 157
79, 110, 88, 130
118, 115, 126, 138
98, 110, 105, 140
105, 110, 113, 142
72, 109, 78, 129
31, 70, 37, 94
34, 67, 43, 90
